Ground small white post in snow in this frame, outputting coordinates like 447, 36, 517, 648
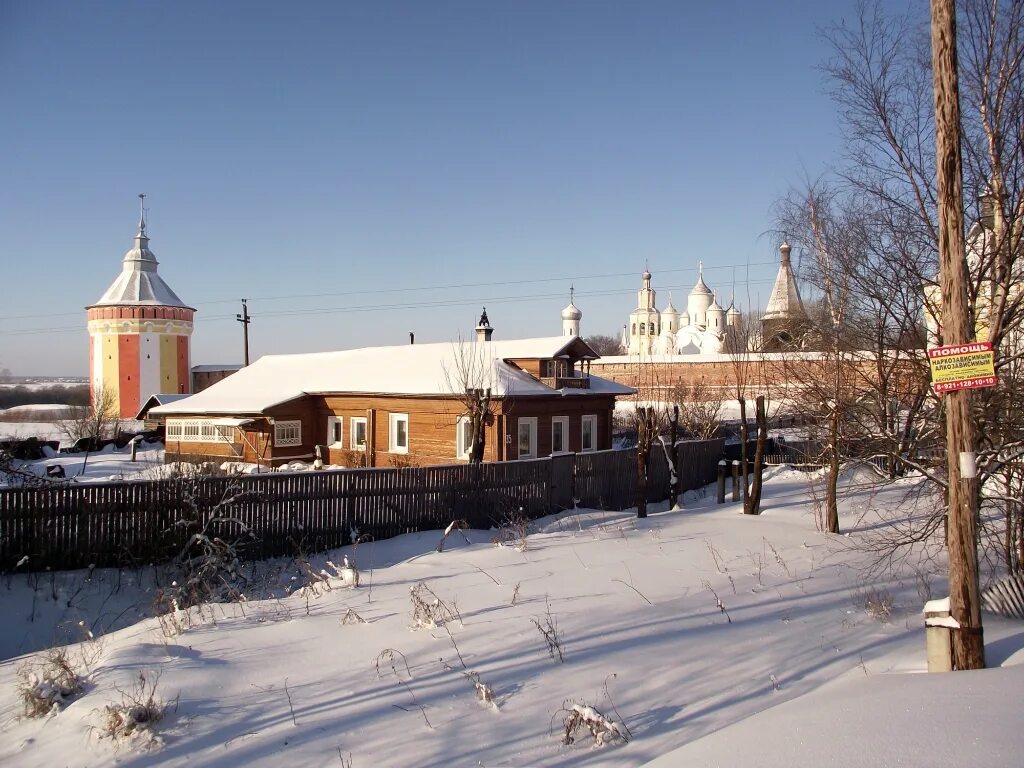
924, 596, 957, 672
129, 435, 143, 462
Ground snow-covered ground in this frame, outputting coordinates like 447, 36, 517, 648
0, 468, 1021, 766
0, 421, 67, 443
0, 404, 77, 414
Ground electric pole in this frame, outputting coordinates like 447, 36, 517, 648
236, 299, 251, 367
930, 0, 985, 670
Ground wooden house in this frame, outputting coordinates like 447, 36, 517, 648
148, 336, 634, 468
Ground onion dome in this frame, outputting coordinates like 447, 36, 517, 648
561, 286, 582, 320
689, 271, 713, 297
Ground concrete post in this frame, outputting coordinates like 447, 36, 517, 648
731, 460, 740, 502
717, 460, 727, 504
924, 597, 955, 672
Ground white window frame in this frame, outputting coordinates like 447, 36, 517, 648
350, 417, 368, 451
581, 415, 597, 453
551, 416, 569, 454
517, 417, 538, 460
166, 418, 238, 443
456, 415, 474, 460
274, 420, 302, 447
327, 415, 344, 446
389, 412, 409, 454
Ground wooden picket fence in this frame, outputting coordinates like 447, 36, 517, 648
0, 440, 725, 571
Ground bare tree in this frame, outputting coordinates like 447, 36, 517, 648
670, 379, 724, 441
584, 335, 624, 356
59, 385, 120, 447
722, 314, 771, 514
803, 0, 1024, 666
745, 395, 769, 516
443, 340, 497, 465
622, 355, 670, 518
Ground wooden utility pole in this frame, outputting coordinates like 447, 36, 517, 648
236, 298, 251, 366
930, 0, 985, 670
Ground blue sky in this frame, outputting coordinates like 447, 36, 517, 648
0, 1, 900, 375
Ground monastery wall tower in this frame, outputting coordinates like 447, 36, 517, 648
761, 241, 809, 351
86, 196, 195, 419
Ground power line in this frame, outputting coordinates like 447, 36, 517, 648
0, 276, 783, 337
0, 259, 779, 322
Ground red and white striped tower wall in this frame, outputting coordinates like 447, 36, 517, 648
86, 197, 195, 419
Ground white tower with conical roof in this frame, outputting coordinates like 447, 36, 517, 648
86, 196, 195, 419
762, 241, 809, 350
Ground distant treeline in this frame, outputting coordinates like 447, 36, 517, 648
0, 385, 90, 410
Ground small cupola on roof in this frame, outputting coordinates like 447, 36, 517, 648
706, 292, 726, 331
561, 286, 582, 336
90, 196, 192, 309
726, 301, 742, 327
660, 293, 680, 333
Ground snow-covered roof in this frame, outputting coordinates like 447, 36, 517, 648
135, 392, 192, 420
89, 218, 192, 309
191, 364, 244, 373
150, 337, 634, 416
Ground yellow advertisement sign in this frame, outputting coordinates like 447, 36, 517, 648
928, 342, 996, 393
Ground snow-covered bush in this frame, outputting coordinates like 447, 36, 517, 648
561, 702, 628, 747
98, 671, 169, 745
17, 648, 84, 718
492, 507, 530, 551
326, 555, 360, 587
862, 587, 894, 621
155, 482, 254, 620
410, 582, 460, 629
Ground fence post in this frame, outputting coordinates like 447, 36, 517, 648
717, 460, 727, 504
731, 460, 740, 502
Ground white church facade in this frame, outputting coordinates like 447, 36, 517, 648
621, 266, 742, 356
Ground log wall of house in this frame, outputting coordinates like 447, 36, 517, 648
312, 394, 495, 468
308, 394, 617, 467
497, 396, 616, 459
162, 393, 620, 469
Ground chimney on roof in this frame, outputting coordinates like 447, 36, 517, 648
409, 331, 415, 344
475, 307, 493, 342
